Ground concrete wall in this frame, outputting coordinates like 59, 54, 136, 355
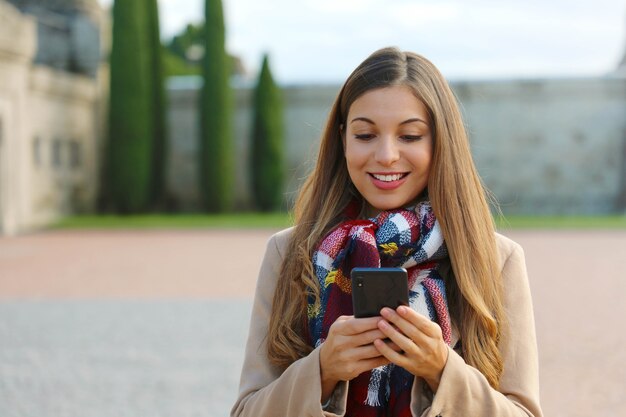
167, 76, 626, 215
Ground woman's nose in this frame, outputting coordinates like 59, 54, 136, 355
374, 137, 400, 166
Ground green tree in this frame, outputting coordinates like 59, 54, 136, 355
146, 0, 168, 209
162, 47, 201, 77
162, 23, 245, 78
167, 23, 205, 64
199, 0, 234, 212
105, 0, 153, 213
250, 54, 285, 211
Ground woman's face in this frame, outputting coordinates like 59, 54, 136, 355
343, 85, 433, 215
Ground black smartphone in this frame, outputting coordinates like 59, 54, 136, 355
351, 267, 409, 318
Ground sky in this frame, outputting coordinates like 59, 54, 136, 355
98, 0, 626, 85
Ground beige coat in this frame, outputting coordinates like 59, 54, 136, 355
231, 228, 543, 417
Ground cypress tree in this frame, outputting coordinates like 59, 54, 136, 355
250, 54, 285, 211
145, 0, 168, 209
199, 0, 234, 212
106, 0, 153, 213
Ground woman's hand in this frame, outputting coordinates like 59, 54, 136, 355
319, 315, 397, 403
373, 306, 449, 392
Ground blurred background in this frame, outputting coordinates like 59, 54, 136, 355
0, 0, 624, 233
0, 0, 625, 416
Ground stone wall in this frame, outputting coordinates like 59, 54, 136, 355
166, 77, 339, 211
27, 67, 100, 225
7, 0, 102, 76
0, 0, 103, 235
455, 76, 626, 214
167, 76, 626, 215
0, 0, 37, 235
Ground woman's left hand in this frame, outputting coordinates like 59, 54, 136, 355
373, 305, 449, 392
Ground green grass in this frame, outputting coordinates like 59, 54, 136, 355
495, 215, 626, 229
50, 213, 626, 230
51, 212, 293, 230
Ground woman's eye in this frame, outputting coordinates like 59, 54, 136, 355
401, 135, 423, 142
354, 134, 375, 140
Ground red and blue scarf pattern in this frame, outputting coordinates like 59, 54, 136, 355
308, 201, 452, 416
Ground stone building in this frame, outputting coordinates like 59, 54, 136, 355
0, 0, 107, 235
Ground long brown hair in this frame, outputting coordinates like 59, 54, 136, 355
267, 47, 505, 388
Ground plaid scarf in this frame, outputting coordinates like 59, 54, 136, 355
308, 201, 452, 416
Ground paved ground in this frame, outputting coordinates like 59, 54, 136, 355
0, 299, 250, 417
0, 228, 625, 417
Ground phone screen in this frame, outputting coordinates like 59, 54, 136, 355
351, 267, 409, 318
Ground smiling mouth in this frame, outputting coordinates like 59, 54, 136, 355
369, 173, 409, 182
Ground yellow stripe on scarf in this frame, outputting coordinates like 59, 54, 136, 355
324, 269, 352, 293
307, 302, 320, 319
324, 270, 337, 288
380, 242, 399, 255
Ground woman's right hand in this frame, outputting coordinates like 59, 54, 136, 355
319, 315, 394, 403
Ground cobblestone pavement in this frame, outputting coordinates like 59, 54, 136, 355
1, 229, 625, 417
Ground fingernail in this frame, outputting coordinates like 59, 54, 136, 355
397, 305, 408, 315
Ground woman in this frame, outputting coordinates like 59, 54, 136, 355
232, 47, 542, 417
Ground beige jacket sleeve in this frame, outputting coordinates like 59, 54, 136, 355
410, 233, 543, 417
232, 230, 543, 417
231, 228, 344, 417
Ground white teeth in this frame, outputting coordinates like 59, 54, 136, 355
372, 173, 404, 182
